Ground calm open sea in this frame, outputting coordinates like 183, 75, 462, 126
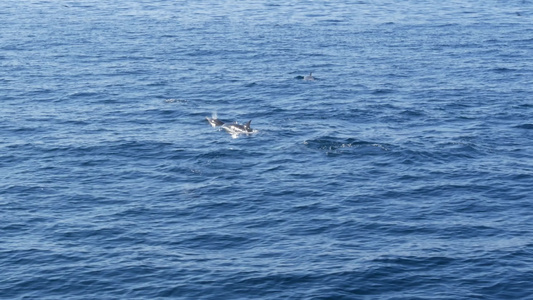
2, 0, 533, 299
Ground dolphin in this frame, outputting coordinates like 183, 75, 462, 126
304, 72, 315, 81
206, 116, 254, 135
206, 116, 225, 127
221, 120, 253, 134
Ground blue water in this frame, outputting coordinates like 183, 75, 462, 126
2, 0, 533, 299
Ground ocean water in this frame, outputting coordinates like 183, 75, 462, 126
2, 0, 533, 299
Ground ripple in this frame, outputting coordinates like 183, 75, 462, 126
303, 136, 391, 155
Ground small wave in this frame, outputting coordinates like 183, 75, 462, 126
514, 124, 533, 129
68, 91, 99, 99
492, 67, 516, 73
164, 98, 188, 103
400, 109, 425, 117
146, 81, 167, 87
371, 88, 395, 95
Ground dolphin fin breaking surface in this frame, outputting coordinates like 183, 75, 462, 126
206, 116, 255, 137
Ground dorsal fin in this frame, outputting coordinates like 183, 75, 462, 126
244, 120, 252, 131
